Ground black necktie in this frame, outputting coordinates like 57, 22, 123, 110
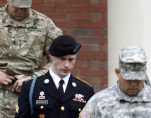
58, 80, 64, 98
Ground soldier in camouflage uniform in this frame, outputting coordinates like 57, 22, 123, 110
0, 0, 62, 117
79, 46, 151, 118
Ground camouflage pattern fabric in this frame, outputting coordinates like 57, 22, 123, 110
119, 46, 147, 64
120, 62, 147, 81
0, 5, 62, 118
0, 5, 62, 78
80, 84, 151, 118
0, 88, 18, 118
119, 46, 148, 81
12, 0, 32, 8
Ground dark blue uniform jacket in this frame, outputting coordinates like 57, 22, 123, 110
15, 71, 94, 118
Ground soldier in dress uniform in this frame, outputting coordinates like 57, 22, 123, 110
0, 0, 62, 117
79, 46, 151, 118
15, 35, 94, 118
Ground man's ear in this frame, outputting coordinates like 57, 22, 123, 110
115, 68, 120, 78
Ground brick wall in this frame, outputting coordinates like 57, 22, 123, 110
0, 0, 107, 92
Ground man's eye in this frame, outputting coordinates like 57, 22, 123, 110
69, 59, 73, 61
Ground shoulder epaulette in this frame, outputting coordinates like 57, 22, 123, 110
75, 76, 93, 87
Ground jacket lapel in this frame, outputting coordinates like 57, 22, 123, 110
62, 75, 78, 102
39, 73, 78, 102
39, 72, 61, 101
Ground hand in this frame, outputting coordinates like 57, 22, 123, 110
0, 71, 15, 85
12, 76, 32, 93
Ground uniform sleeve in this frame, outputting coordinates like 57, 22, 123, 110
34, 17, 63, 77
79, 94, 97, 118
15, 81, 31, 118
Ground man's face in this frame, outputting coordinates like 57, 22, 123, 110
115, 68, 144, 96
51, 54, 77, 78
7, 0, 29, 21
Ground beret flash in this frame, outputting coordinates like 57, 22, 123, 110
49, 35, 81, 57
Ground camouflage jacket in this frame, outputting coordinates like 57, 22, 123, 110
80, 83, 151, 118
0, 5, 62, 79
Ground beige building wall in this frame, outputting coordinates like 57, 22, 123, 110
108, 0, 151, 86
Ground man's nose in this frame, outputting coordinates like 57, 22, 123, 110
64, 60, 70, 67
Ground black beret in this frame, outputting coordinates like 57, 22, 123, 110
49, 35, 81, 57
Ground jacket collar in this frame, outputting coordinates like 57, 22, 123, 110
39, 72, 79, 102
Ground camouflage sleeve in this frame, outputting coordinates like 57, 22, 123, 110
34, 17, 63, 77
79, 95, 97, 118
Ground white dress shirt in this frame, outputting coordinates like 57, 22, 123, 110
49, 68, 70, 93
